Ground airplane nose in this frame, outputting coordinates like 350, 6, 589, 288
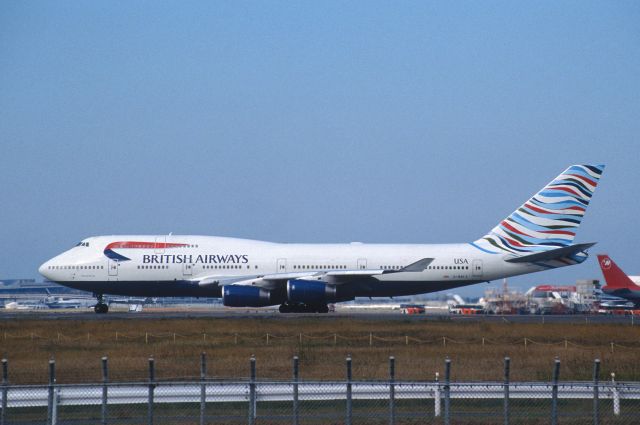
39, 261, 51, 279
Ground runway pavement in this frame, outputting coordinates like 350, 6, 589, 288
0, 307, 637, 324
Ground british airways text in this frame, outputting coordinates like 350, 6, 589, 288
142, 254, 249, 264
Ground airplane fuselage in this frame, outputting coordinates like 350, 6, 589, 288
40, 235, 545, 299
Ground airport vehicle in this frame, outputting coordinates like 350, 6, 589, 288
597, 255, 640, 306
39, 165, 604, 314
400, 304, 426, 315
449, 304, 485, 315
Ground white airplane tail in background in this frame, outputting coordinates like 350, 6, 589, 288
472, 164, 605, 256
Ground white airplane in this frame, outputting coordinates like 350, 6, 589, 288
39, 164, 604, 314
44, 295, 96, 309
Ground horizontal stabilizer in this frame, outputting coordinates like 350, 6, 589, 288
505, 243, 596, 263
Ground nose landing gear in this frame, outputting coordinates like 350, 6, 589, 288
94, 294, 109, 314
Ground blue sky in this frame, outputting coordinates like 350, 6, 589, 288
1, 1, 639, 295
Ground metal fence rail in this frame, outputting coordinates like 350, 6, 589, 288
1, 356, 640, 424
3, 381, 640, 424
5, 381, 640, 406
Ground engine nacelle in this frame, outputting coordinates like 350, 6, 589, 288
222, 285, 277, 307
287, 279, 353, 304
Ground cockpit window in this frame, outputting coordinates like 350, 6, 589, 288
75, 242, 90, 247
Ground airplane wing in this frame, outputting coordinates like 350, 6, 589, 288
195, 271, 382, 290
194, 258, 434, 289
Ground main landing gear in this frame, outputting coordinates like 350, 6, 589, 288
94, 294, 109, 314
279, 302, 329, 313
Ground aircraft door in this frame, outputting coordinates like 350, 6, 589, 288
108, 260, 118, 277
183, 263, 193, 276
357, 258, 367, 270
277, 258, 287, 273
472, 259, 483, 277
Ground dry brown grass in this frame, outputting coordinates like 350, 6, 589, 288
1, 316, 640, 384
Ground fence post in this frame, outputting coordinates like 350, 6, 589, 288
444, 358, 451, 425
504, 357, 510, 425
148, 357, 155, 425
346, 355, 352, 425
434, 372, 440, 417
551, 358, 560, 425
1, 359, 7, 425
593, 359, 600, 425
47, 359, 56, 425
101, 357, 108, 425
611, 373, 620, 416
249, 356, 256, 425
293, 356, 299, 425
200, 352, 207, 425
389, 356, 395, 425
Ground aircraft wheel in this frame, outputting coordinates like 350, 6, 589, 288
279, 304, 291, 313
94, 303, 109, 314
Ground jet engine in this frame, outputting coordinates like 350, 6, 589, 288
286, 279, 354, 304
222, 285, 278, 307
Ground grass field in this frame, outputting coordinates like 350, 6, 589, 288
2, 316, 640, 384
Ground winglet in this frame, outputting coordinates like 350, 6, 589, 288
401, 258, 434, 272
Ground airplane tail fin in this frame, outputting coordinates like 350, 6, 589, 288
472, 164, 605, 254
597, 255, 637, 289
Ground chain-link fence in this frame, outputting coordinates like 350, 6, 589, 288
1, 356, 639, 424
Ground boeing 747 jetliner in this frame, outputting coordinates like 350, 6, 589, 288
597, 255, 640, 306
40, 164, 604, 313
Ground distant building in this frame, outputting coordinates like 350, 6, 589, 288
0, 278, 83, 296
525, 280, 599, 314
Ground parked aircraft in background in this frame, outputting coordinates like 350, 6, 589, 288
597, 255, 640, 306
44, 296, 95, 309
3, 300, 48, 310
43, 289, 95, 309
39, 165, 604, 314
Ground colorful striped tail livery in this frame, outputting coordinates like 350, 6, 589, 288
473, 164, 604, 255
